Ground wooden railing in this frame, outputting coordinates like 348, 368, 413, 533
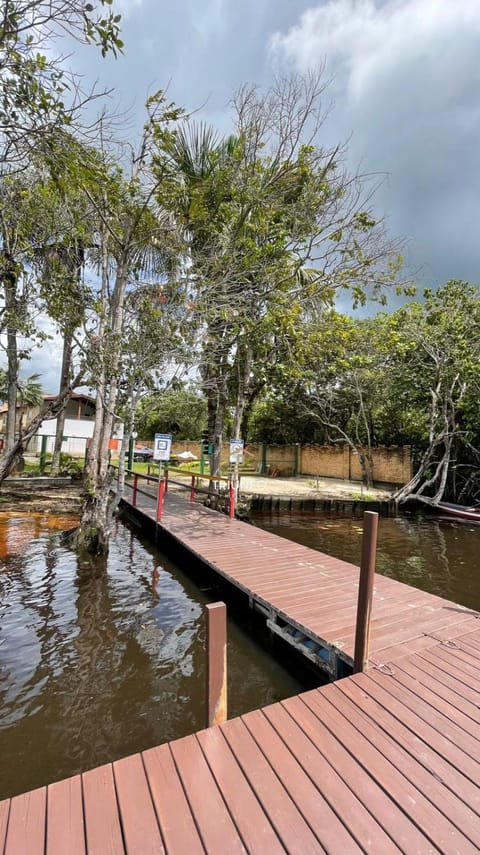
112, 464, 236, 520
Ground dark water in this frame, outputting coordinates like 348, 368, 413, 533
253, 510, 480, 611
0, 512, 302, 799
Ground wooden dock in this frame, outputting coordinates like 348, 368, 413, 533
131, 488, 480, 676
1, 489, 480, 852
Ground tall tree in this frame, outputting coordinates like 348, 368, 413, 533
154, 73, 404, 476
391, 282, 480, 505
76, 97, 183, 554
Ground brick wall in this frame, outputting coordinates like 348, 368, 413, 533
349, 446, 412, 485
141, 438, 411, 485
265, 445, 296, 476
300, 444, 350, 479
300, 444, 411, 485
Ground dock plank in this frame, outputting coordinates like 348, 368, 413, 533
337, 675, 480, 816
241, 708, 363, 853
393, 657, 480, 723
169, 734, 247, 854
0, 800, 10, 855
221, 717, 324, 854
352, 671, 480, 784
4, 788, 46, 855
82, 764, 125, 855
142, 744, 204, 855
326, 682, 480, 846
46, 776, 85, 855
196, 726, 285, 854
367, 666, 480, 762
262, 702, 400, 854
387, 661, 480, 739
281, 693, 432, 853
114, 754, 165, 855
301, 687, 475, 854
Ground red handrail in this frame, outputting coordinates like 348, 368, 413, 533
157, 478, 166, 521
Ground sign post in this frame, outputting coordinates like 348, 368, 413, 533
229, 439, 244, 516
153, 434, 172, 521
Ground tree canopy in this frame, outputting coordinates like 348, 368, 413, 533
3, 24, 477, 551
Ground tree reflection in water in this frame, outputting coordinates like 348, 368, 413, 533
254, 511, 480, 610
0, 514, 302, 799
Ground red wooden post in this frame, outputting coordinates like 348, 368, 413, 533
228, 479, 235, 519
206, 602, 227, 727
353, 511, 379, 674
132, 473, 138, 507
190, 475, 195, 502
156, 478, 165, 521
164, 468, 169, 493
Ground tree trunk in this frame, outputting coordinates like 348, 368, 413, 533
117, 385, 136, 497
51, 332, 73, 475
79, 250, 128, 556
359, 450, 374, 489
75, 476, 113, 557
0, 386, 77, 483
232, 344, 253, 440
206, 373, 227, 479
4, 264, 19, 453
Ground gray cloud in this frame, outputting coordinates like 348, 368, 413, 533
7, 0, 477, 387
270, 0, 480, 287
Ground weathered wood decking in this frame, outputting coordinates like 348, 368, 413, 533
135, 489, 480, 672
1, 489, 480, 853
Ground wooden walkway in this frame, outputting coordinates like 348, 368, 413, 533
136, 490, 480, 673
2, 490, 480, 852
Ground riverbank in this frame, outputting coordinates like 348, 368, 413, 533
238, 473, 392, 499
0, 477, 84, 513
237, 473, 394, 515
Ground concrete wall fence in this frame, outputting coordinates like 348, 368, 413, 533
159, 440, 412, 487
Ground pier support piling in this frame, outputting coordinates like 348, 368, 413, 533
353, 511, 379, 674
206, 602, 227, 727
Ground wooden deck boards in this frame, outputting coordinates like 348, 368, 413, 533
2, 491, 480, 852
135, 491, 477, 667
3, 629, 480, 852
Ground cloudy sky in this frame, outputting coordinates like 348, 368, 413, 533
30, 0, 480, 388
81, 0, 480, 288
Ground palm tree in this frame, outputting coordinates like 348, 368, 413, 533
158, 122, 241, 476
16, 373, 43, 433
0, 369, 43, 413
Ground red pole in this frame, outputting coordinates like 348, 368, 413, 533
164, 467, 169, 493
132, 473, 138, 507
190, 474, 195, 502
206, 602, 227, 727
229, 479, 235, 518
157, 478, 165, 521
353, 511, 379, 674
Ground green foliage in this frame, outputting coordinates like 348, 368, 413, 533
250, 280, 480, 498
0, 1, 123, 167
248, 397, 326, 445
151, 74, 406, 471
0, 369, 43, 406
57, 453, 84, 479
137, 389, 207, 440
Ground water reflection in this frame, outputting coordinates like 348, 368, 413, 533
0, 514, 302, 799
254, 511, 480, 610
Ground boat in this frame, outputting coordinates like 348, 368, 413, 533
433, 502, 480, 522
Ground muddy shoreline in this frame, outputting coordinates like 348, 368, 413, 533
0, 478, 84, 514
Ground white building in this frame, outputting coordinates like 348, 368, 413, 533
35, 394, 123, 456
